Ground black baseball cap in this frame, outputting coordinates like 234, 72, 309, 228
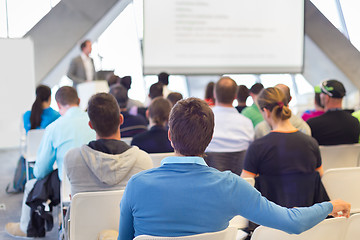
320, 80, 346, 98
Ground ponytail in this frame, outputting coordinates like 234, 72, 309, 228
30, 85, 51, 130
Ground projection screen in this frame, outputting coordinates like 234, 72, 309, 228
143, 0, 304, 75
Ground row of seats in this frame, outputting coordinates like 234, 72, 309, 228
24, 129, 360, 181
251, 214, 360, 240
24, 129, 360, 239
67, 188, 360, 240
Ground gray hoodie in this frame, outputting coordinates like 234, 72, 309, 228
64, 144, 153, 197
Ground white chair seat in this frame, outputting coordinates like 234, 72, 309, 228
133, 227, 237, 240
149, 152, 176, 168
319, 144, 360, 171
25, 129, 45, 181
344, 213, 360, 240
250, 217, 347, 240
69, 190, 124, 240
322, 167, 360, 214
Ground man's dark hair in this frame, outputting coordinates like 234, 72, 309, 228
237, 85, 249, 103
158, 72, 169, 85
249, 83, 264, 95
169, 98, 214, 156
87, 93, 120, 137
55, 86, 79, 106
107, 74, 121, 87
215, 77, 237, 104
149, 97, 172, 126
149, 82, 163, 99
109, 84, 129, 109
167, 92, 183, 106
204, 82, 215, 100
121, 76, 132, 90
80, 40, 90, 51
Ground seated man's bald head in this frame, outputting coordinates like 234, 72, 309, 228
215, 77, 237, 105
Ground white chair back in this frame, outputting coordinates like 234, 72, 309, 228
319, 144, 360, 171
26, 129, 45, 159
149, 152, 176, 168
250, 217, 347, 240
229, 178, 255, 229
344, 213, 360, 240
69, 190, 124, 240
322, 167, 360, 214
133, 227, 237, 240
122, 137, 133, 145
25, 129, 45, 181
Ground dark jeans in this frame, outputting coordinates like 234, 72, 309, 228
204, 151, 246, 176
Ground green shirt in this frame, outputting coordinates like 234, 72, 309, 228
242, 103, 264, 127
352, 110, 360, 142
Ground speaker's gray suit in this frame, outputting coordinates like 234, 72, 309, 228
67, 56, 95, 87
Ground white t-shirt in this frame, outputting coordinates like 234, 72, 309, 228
206, 106, 254, 152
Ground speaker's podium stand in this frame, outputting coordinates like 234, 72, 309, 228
77, 80, 109, 110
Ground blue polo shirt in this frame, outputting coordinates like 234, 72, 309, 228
34, 107, 95, 180
118, 156, 333, 240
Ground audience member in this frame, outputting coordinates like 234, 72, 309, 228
242, 83, 264, 127
107, 74, 121, 87
67, 40, 95, 87
120, 75, 144, 109
307, 79, 360, 145
109, 84, 147, 138
131, 97, 174, 153
138, 82, 164, 120
5, 86, 96, 238
7, 85, 60, 194
23, 85, 60, 133
242, 87, 328, 209
167, 92, 183, 106
205, 77, 254, 175
158, 72, 171, 97
65, 92, 153, 196
118, 97, 350, 240
235, 85, 249, 113
204, 81, 215, 106
255, 84, 311, 139
149, 82, 164, 99
302, 86, 325, 121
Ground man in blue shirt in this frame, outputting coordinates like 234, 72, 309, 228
6, 86, 96, 238
118, 98, 350, 240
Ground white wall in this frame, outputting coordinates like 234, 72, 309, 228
0, 38, 35, 148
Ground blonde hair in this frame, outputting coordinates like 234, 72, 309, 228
257, 87, 291, 120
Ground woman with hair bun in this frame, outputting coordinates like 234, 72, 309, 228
23, 85, 60, 133
241, 87, 327, 209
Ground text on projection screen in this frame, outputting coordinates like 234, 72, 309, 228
143, 0, 304, 75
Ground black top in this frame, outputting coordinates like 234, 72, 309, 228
244, 131, 321, 175
120, 111, 148, 138
235, 106, 247, 113
131, 125, 174, 153
88, 139, 131, 154
307, 110, 360, 146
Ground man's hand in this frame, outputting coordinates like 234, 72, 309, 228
330, 199, 351, 218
